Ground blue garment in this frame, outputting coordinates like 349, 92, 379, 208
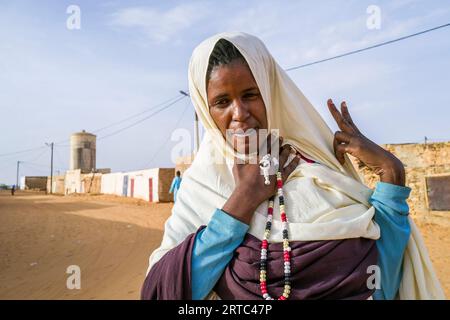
190, 181, 412, 300
169, 176, 182, 203
370, 182, 411, 300
191, 209, 249, 299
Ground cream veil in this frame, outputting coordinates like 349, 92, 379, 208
147, 32, 444, 300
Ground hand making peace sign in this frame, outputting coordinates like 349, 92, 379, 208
327, 99, 406, 187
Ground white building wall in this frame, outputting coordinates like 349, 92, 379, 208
125, 168, 160, 202
100, 168, 169, 202
101, 172, 124, 196
20, 176, 25, 190
64, 169, 81, 194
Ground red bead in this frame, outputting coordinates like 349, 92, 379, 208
262, 240, 268, 248
268, 207, 273, 214
278, 296, 286, 300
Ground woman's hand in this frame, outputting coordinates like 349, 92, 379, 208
222, 134, 301, 225
327, 99, 406, 186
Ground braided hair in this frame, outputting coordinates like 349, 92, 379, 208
206, 39, 248, 83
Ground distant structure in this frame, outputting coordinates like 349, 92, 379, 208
70, 130, 96, 173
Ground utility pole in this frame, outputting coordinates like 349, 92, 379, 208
179, 90, 200, 155
46, 142, 54, 194
16, 160, 21, 188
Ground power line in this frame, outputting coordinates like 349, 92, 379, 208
93, 94, 182, 134
0, 146, 46, 158
97, 95, 187, 141
285, 22, 450, 71
21, 161, 66, 172
4, 22, 450, 158
142, 98, 191, 169
53, 147, 68, 170
54, 95, 184, 147
28, 148, 48, 163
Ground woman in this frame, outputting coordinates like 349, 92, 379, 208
169, 170, 182, 203
142, 32, 444, 300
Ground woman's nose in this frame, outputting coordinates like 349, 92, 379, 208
231, 99, 250, 121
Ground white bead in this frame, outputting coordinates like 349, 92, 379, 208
261, 249, 267, 254
286, 246, 291, 251
284, 261, 290, 266
263, 293, 269, 299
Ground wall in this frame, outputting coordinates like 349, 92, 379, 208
22, 176, 47, 191
158, 168, 177, 202
101, 172, 125, 196
100, 168, 175, 202
46, 175, 65, 194
349, 141, 450, 217
125, 168, 159, 202
81, 173, 102, 194
64, 169, 81, 194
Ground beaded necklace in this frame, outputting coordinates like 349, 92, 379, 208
259, 170, 291, 300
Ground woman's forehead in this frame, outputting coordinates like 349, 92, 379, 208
206, 61, 258, 93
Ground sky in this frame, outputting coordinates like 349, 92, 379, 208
1, 0, 449, 184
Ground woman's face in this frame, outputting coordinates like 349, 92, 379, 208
207, 59, 268, 154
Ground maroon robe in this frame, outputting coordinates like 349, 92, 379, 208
141, 226, 377, 300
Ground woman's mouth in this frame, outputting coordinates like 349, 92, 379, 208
230, 127, 259, 137
232, 130, 257, 138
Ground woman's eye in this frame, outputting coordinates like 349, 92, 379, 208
215, 99, 228, 106
244, 93, 258, 99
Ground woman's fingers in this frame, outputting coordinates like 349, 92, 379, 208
282, 153, 300, 181
334, 130, 352, 143
340, 101, 361, 134
327, 99, 345, 131
333, 131, 353, 165
261, 132, 282, 156
334, 143, 348, 165
278, 144, 292, 169
327, 99, 355, 134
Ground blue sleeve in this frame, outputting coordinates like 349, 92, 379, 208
370, 181, 412, 300
169, 178, 176, 193
191, 208, 249, 300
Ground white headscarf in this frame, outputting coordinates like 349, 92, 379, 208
148, 32, 445, 300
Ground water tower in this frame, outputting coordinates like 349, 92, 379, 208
70, 130, 96, 173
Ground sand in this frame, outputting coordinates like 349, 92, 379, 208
0, 190, 448, 299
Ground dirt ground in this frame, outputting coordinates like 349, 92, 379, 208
0, 190, 448, 299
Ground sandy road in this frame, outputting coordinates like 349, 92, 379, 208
0, 191, 171, 299
0, 190, 448, 299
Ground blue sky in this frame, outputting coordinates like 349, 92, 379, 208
1, 0, 449, 184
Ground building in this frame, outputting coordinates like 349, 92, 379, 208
70, 130, 96, 173
100, 168, 175, 202
20, 176, 47, 191
350, 141, 450, 217
46, 175, 65, 194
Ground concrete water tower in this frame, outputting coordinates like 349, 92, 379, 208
70, 130, 96, 173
